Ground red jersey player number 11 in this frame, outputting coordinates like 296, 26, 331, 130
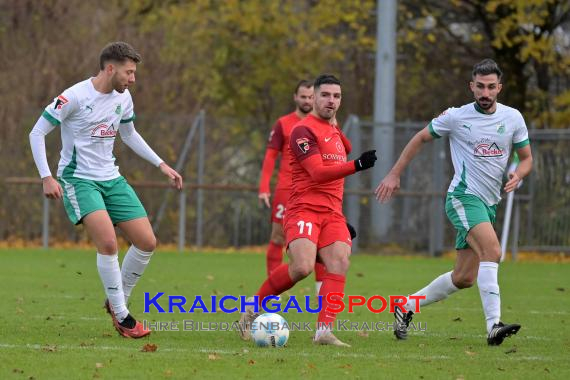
240, 74, 377, 348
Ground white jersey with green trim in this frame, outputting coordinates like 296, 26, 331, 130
429, 102, 530, 206
42, 78, 136, 181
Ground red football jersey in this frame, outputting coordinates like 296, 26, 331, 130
259, 112, 301, 192
288, 114, 355, 212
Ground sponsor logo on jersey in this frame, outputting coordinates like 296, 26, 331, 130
324, 136, 332, 142
336, 141, 343, 152
462, 123, 472, 132
474, 141, 503, 157
268, 130, 275, 142
54, 95, 68, 110
115, 104, 122, 115
296, 137, 310, 154
91, 123, 117, 138
322, 153, 346, 162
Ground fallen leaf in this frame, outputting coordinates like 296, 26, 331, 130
307, 363, 316, 369
208, 353, 220, 360
248, 359, 256, 365
42, 345, 57, 352
164, 370, 173, 377
504, 347, 517, 354
464, 351, 476, 356
242, 348, 249, 354
95, 363, 104, 369
141, 343, 158, 352
340, 364, 352, 369
357, 330, 369, 338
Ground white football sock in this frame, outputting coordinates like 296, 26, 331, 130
314, 323, 332, 340
97, 253, 128, 321
406, 271, 459, 311
477, 261, 501, 333
121, 245, 153, 305
315, 281, 323, 296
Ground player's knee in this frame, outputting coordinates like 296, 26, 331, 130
136, 234, 157, 252
98, 237, 118, 254
453, 273, 476, 289
270, 235, 284, 246
290, 261, 313, 280
326, 256, 350, 275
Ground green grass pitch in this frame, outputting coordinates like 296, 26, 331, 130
1, 248, 569, 379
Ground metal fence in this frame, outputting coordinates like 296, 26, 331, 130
2, 114, 569, 256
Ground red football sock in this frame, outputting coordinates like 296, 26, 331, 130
255, 263, 295, 306
317, 273, 346, 330
266, 241, 283, 275
314, 262, 327, 282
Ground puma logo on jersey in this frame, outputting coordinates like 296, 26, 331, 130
462, 123, 472, 131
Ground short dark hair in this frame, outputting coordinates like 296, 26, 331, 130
295, 80, 313, 94
99, 42, 142, 70
314, 74, 341, 90
472, 59, 502, 81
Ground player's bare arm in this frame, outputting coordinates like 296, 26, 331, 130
159, 162, 183, 190
504, 145, 533, 193
375, 126, 434, 203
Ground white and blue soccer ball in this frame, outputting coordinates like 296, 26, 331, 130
251, 313, 289, 348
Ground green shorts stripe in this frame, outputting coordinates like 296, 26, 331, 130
450, 196, 470, 230
61, 178, 82, 221
445, 193, 497, 250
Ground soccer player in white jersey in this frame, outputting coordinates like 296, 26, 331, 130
375, 59, 533, 345
29, 42, 183, 338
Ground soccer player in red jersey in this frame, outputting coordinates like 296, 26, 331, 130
240, 74, 377, 346
258, 80, 327, 292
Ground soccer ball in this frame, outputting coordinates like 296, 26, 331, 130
251, 313, 289, 348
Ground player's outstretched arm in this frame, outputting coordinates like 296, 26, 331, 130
299, 150, 377, 184
375, 126, 433, 203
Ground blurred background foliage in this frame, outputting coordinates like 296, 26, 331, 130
0, 0, 568, 242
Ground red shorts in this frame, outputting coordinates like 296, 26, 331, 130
271, 188, 290, 224
284, 205, 352, 249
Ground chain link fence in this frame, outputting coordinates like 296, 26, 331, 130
2, 114, 569, 255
